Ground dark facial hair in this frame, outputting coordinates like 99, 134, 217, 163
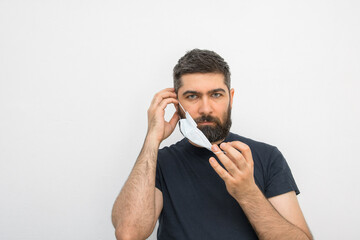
178, 104, 232, 143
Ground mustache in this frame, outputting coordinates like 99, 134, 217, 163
194, 115, 221, 125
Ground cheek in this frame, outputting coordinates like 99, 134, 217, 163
187, 104, 203, 118
211, 109, 226, 124
220, 111, 228, 124
219, 102, 231, 123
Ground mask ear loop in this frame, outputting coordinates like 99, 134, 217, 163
178, 102, 186, 113
177, 102, 185, 136
178, 102, 225, 154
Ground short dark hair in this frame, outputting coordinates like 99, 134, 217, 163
173, 49, 231, 93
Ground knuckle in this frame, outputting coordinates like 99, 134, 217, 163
221, 157, 230, 165
229, 178, 237, 185
157, 93, 165, 98
243, 144, 250, 151
222, 172, 229, 180
218, 169, 224, 176
220, 142, 230, 150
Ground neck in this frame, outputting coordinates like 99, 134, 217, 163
188, 138, 226, 148
212, 138, 226, 145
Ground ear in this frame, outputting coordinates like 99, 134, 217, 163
229, 88, 235, 108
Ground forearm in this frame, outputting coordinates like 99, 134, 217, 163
236, 188, 311, 240
111, 135, 160, 239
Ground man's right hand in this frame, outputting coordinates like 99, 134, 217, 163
113, 88, 177, 240
146, 88, 179, 144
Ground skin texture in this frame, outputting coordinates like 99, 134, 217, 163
177, 73, 234, 145
111, 88, 178, 240
210, 142, 312, 239
111, 73, 313, 240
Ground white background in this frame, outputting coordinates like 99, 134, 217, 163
1, 0, 359, 239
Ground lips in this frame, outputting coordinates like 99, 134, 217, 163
198, 121, 214, 126
195, 115, 220, 127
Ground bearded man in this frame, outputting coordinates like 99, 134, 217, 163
112, 49, 313, 240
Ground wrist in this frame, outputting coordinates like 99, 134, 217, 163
144, 131, 162, 148
235, 184, 263, 205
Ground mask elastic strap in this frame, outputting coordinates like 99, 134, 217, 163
178, 102, 186, 113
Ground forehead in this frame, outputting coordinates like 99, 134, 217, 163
178, 73, 227, 94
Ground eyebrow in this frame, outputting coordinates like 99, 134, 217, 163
208, 88, 226, 94
182, 88, 226, 96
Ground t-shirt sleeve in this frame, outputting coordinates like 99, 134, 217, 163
155, 157, 163, 192
264, 147, 300, 198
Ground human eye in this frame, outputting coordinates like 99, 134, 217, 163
186, 94, 198, 100
212, 92, 223, 98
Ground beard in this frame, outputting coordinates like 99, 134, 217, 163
179, 104, 232, 143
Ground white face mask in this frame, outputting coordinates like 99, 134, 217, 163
178, 103, 213, 151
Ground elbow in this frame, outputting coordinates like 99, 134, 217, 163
112, 213, 156, 240
115, 227, 137, 240
115, 226, 151, 240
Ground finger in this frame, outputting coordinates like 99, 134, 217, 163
209, 157, 232, 181
158, 98, 179, 113
229, 141, 253, 165
211, 144, 239, 177
153, 93, 177, 108
151, 88, 177, 106
219, 142, 247, 170
149, 94, 177, 114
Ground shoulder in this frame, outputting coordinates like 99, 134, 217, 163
158, 139, 185, 154
157, 139, 187, 163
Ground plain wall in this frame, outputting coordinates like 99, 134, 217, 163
1, 0, 359, 239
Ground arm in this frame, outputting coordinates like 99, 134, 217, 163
209, 142, 313, 240
236, 188, 312, 240
268, 191, 312, 239
111, 88, 179, 240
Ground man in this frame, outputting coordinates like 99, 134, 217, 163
112, 49, 312, 240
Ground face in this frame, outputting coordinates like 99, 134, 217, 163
177, 73, 234, 143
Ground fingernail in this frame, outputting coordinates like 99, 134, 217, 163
211, 145, 219, 152
220, 142, 227, 148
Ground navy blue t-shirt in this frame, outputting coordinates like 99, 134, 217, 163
155, 132, 299, 239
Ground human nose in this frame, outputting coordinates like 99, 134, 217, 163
198, 97, 213, 115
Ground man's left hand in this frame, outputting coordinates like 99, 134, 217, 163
209, 141, 258, 201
